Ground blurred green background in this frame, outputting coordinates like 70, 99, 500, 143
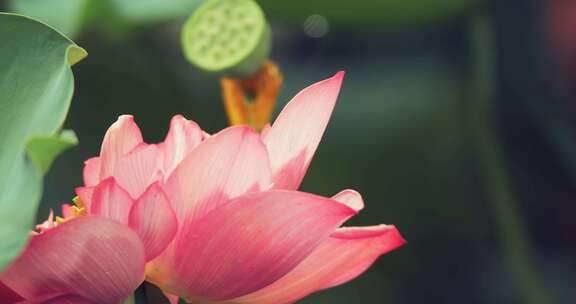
3, 0, 576, 303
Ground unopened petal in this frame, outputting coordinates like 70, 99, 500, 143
1, 217, 145, 303
161, 115, 203, 177
232, 225, 405, 304
263, 71, 345, 190
99, 115, 144, 179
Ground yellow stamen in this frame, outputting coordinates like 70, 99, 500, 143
220, 60, 283, 130
54, 196, 86, 225
71, 196, 87, 216
72, 195, 85, 209
55, 216, 66, 224
72, 205, 86, 216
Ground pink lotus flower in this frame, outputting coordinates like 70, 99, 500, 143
7, 71, 404, 303
0, 216, 145, 303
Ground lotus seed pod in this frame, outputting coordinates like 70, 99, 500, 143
181, 0, 271, 78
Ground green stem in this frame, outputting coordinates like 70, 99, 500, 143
468, 14, 553, 304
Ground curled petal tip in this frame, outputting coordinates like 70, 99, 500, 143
331, 189, 364, 213
111, 115, 137, 128
232, 223, 404, 304
169, 115, 195, 127
334, 224, 407, 254
386, 224, 408, 248
117, 114, 135, 120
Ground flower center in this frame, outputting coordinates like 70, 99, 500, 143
32, 196, 87, 235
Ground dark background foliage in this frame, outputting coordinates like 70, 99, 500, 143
2, 0, 575, 303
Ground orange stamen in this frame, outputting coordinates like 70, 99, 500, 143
220, 60, 283, 130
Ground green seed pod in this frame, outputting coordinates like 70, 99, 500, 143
181, 0, 271, 78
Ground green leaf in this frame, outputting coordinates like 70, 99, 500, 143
8, 0, 92, 38
0, 13, 85, 272
108, 0, 204, 24
7, 0, 205, 38
26, 130, 78, 175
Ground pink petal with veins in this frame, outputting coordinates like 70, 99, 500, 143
113, 143, 161, 198
90, 178, 134, 224
149, 190, 357, 301
1, 217, 145, 303
263, 71, 344, 190
163, 126, 271, 225
0, 281, 23, 304
129, 183, 178, 261
231, 225, 405, 304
